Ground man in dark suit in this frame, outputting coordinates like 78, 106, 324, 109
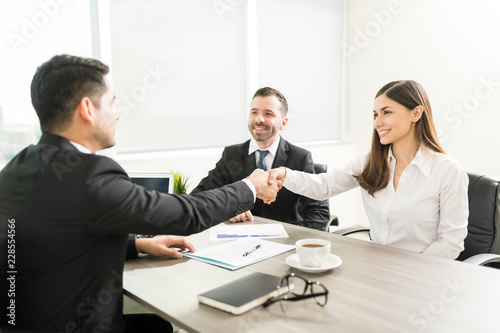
0, 55, 278, 332
191, 87, 330, 231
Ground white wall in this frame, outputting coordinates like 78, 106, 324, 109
344, 0, 500, 175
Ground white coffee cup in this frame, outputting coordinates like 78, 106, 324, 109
295, 238, 331, 267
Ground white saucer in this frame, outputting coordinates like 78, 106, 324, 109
285, 253, 342, 273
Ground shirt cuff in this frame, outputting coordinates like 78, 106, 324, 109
241, 178, 256, 202
282, 167, 294, 188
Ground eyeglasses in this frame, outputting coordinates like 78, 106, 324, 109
262, 273, 329, 312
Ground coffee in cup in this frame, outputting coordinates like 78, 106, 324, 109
295, 238, 331, 267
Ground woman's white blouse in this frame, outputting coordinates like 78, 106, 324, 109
283, 147, 469, 259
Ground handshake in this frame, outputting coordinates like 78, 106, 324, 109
227, 168, 287, 223
246, 167, 287, 203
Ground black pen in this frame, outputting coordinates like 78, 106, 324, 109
242, 244, 261, 257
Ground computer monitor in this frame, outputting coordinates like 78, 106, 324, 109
129, 173, 174, 194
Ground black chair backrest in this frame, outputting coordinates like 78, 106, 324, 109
313, 163, 327, 175
297, 163, 328, 220
456, 173, 500, 261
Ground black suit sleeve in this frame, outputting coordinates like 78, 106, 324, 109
298, 152, 331, 231
125, 235, 138, 259
85, 157, 254, 236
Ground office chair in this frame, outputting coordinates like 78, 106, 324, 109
297, 163, 339, 232
457, 173, 500, 267
332, 226, 370, 238
332, 172, 500, 268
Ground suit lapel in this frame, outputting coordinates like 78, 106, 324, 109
245, 153, 256, 176
241, 140, 256, 176
271, 138, 289, 168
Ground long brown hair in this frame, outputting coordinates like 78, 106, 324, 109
356, 80, 445, 196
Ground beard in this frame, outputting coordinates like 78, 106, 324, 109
92, 127, 116, 151
248, 122, 278, 143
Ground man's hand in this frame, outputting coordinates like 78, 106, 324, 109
229, 210, 254, 223
135, 236, 195, 258
246, 169, 279, 203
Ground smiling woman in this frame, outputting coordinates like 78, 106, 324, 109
269, 80, 469, 260
360, 80, 444, 195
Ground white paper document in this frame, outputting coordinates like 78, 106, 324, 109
209, 223, 289, 241
184, 238, 295, 270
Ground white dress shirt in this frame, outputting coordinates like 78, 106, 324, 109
248, 135, 281, 170
283, 146, 469, 259
70, 141, 92, 154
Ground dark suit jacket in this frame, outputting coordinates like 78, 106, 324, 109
0, 133, 253, 332
191, 138, 330, 230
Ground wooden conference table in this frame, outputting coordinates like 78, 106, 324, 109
123, 217, 500, 333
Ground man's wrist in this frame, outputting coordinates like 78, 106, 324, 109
135, 238, 145, 254
134, 235, 154, 254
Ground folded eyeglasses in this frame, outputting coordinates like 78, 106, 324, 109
263, 273, 329, 312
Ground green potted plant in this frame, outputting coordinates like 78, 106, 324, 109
171, 170, 190, 195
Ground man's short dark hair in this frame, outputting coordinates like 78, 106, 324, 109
30, 54, 110, 133
252, 87, 288, 116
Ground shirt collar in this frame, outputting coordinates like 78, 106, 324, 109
388, 145, 434, 179
248, 135, 281, 157
70, 141, 92, 154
